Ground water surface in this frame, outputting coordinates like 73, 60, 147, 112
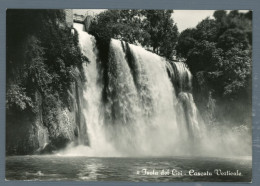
6, 155, 251, 182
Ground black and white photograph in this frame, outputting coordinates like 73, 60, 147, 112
5, 9, 252, 182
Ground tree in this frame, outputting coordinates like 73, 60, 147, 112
220, 48, 251, 97
141, 10, 179, 58
89, 9, 179, 60
6, 10, 87, 111
176, 28, 196, 58
175, 10, 252, 126
186, 41, 223, 74
194, 18, 219, 42
89, 10, 146, 45
176, 10, 252, 97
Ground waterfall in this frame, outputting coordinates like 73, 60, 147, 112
68, 23, 118, 156
62, 23, 203, 157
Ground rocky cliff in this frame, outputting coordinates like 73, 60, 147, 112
6, 66, 88, 155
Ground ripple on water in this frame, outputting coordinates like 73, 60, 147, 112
6, 156, 252, 182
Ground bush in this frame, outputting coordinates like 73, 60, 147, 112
6, 10, 87, 111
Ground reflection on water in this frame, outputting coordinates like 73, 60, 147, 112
78, 161, 104, 181
6, 156, 252, 182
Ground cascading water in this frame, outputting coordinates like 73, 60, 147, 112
63, 23, 118, 156
60, 23, 209, 157
104, 39, 181, 156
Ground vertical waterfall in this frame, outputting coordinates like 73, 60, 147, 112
67, 23, 203, 157
72, 23, 118, 156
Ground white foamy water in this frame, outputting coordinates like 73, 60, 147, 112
61, 23, 119, 157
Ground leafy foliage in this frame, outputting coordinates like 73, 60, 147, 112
176, 10, 252, 97
175, 29, 196, 58
89, 9, 179, 60
141, 10, 179, 58
23, 36, 52, 95
89, 10, 145, 45
6, 84, 33, 110
221, 48, 251, 96
176, 10, 252, 125
6, 10, 87, 113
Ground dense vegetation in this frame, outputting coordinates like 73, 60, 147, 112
6, 10, 88, 153
89, 10, 179, 60
176, 10, 252, 126
6, 10, 87, 114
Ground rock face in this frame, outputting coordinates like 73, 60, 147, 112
6, 66, 88, 155
6, 107, 48, 155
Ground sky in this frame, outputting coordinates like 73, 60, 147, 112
172, 10, 215, 32
73, 9, 249, 32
